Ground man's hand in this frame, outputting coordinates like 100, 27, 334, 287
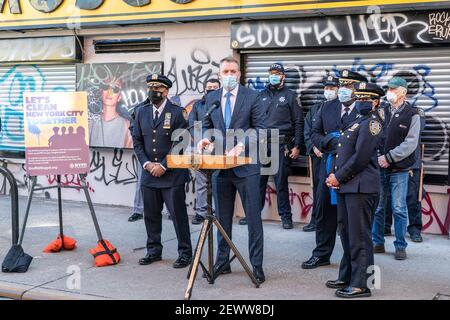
289, 147, 300, 160
197, 138, 212, 153
378, 155, 390, 168
326, 173, 340, 188
226, 144, 245, 157
313, 146, 323, 158
150, 164, 166, 177
144, 162, 156, 173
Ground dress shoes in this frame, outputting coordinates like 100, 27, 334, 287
238, 217, 248, 225
139, 254, 162, 265
326, 279, 348, 289
302, 223, 316, 232
335, 287, 372, 299
253, 265, 265, 284
301, 256, 330, 269
192, 214, 205, 225
281, 216, 293, 229
373, 244, 385, 254
128, 212, 143, 222
173, 256, 192, 268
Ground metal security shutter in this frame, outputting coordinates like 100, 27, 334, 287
0, 64, 76, 153
244, 47, 450, 179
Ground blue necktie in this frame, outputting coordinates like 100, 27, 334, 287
224, 92, 232, 129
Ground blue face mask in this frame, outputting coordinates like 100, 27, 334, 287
338, 87, 353, 103
355, 101, 373, 116
269, 74, 282, 86
222, 76, 238, 91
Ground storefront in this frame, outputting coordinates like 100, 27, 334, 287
0, 0, 449, 235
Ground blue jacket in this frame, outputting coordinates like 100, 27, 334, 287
203, 85, 266, 177
132, 99, 190, 188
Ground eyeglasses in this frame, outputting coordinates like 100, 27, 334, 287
100, 84, 121, 93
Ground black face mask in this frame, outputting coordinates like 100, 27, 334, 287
206, 89, 216, 95
149, 90, 164, 104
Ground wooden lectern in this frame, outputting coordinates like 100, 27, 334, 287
167, 155, 260, 300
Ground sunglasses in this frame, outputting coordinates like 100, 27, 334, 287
100, 84, 121, 93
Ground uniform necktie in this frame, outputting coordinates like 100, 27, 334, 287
224, 92, 232, 129
341, 106, 351, 126
154, 109, 159, 122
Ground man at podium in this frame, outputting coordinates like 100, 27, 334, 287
198, 57, 267, 284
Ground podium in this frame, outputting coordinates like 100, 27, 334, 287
167, 155, 260, 300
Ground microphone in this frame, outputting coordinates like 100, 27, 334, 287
204, 100, 221, 118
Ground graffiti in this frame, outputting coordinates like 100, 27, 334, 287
89, 149, 139, 187
232, 10, 450, 49
167, 49, 220, 97
428, 11, 450, 40
265, 185, 313, 220
47, 174, 95, 193
422, 192, 450, 235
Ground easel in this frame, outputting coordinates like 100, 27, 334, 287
19, 173, 106, 250
167, 155, 260, 300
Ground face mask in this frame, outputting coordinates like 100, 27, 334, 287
355, 101, 373, 116
324, 89, 337, 101
269, 75, 282, 86
222, 76, 238, 91
206, 89, 216, 95
338, 87, 353, 103
386, 91, 398, 104
149, 90, 164, 104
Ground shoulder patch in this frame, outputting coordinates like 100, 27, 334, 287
182, 109, 189, 121
377, 108, 385, 121
417, 108, 425, 117
369, 120, 382, 136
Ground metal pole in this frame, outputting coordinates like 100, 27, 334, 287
57, 175, 65, 248
0, 166, 19, 245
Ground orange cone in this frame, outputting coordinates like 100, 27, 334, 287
89, 240, 120, 267
43, 235, 77, 253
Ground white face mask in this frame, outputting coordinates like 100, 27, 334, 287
324, 89, 337, 101
386, 91, 398, 104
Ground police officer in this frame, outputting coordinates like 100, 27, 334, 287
189, 79, 221, 225
325, 83, 384, 298
133, 74, 192, 268
258, 62, 304, 229
303, 75, 339, 232
302, 69, 367, 269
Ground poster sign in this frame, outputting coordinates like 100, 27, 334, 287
76, 62, 162, 149
24, 91, 90, 176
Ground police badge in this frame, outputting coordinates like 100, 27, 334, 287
348, 123, 360, 131
163, 113, 172, 129
377, 108, 385, 122
279, 96, 286, 103
369, 120, 382, 136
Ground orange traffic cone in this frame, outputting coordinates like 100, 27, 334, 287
89, 240, 120, 267
43, 235, 77, 253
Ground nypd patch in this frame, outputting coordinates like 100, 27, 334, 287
377, 108, 385, 121
369, 120, 382, 136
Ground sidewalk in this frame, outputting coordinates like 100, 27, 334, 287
0, 195, 449, 300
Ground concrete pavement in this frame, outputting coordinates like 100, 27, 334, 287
0, 195, 449, 300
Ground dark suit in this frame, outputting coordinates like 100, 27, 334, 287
203, 85, 266, 267
133, 99, 192, 259
310, 98, 358, 260
334, 111, 382, 288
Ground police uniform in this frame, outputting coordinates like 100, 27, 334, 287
259, 63, 304, 228
303, 70, 367, 269
304, 76, 339, 231
132, 74, 192, 266
327, 82, 385, 298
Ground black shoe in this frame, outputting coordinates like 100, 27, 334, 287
128, 213, 143, 222
281, 217, 293, 230
395, 248, 407, 260
139, 254, 162, 265
373, 244, 385, 254
410, 233, 423, 243
192, 214, 205, 225
336, 287, 372, 299
326, 280, 348, 289
303, 223, 316, 232
203, 263, 232, 278
301, 256, 330, 269
173, 256, 192, 269
239, 217, 248, 225
253, 265, 265, 284
384, 228, 392, 236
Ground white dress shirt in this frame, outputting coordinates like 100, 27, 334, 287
341, 101, 356, 117
221, 86, 239, 119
